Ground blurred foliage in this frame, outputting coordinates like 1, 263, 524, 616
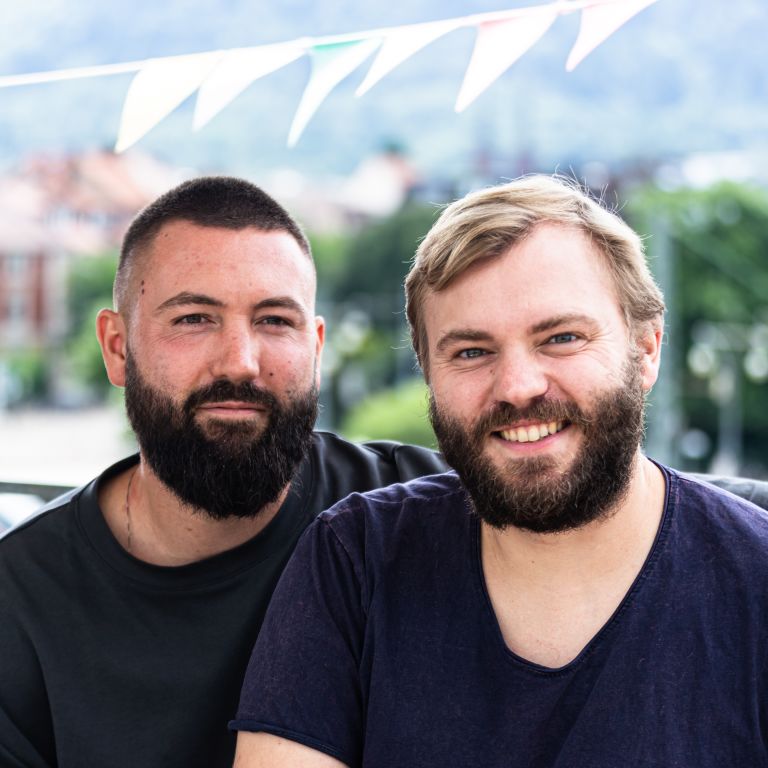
340, 377, 436, 448
309, 232, 352, 299
629, 182, 768, 321
628, 182, 768, 474
67, 299, 113, 394
64, 251, 117, 399
335, 202, 439, 302
317, 203, 439, 422
4, 348, 48, 400
68, 251, 118, 331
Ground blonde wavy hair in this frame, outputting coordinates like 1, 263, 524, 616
405, 174, 665, 373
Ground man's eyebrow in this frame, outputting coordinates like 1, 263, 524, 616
435, 329, 494, 355
155, 292, 223, 313
253, 297, 307, 317
529, 313, 598, 335
154, 292, 308, 318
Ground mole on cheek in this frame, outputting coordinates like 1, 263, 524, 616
140, 280, 145, 296
269, 372, 274, 377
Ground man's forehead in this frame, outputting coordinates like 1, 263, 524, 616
423, 224, 622, 336
139, 222, 310, 275
129, 222, 315, 308
144, 219, 306, 257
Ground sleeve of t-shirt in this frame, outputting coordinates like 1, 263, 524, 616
231, 507, 366, 767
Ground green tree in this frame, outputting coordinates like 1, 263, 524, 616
340, 377, 436, 448
628, 182, 768, 475
65, 251, 118, 398
315, 204, 439, 426
334, 203, 439, 302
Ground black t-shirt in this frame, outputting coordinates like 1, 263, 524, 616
0, 432, 446, 768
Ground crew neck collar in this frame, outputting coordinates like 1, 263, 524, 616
75, 452, 315, 591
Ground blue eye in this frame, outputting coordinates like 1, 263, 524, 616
548, 333, 577, 344
457, 348, 486, 359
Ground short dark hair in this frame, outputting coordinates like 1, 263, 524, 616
114, 176, 311, 311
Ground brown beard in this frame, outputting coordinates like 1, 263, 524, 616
124, 351, 318, 521
429, 359, 646, 533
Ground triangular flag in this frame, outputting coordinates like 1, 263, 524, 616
115, 52, 223, 153
194, 43, 306, 130
288, 38, 381, 147
566, 0, 660, 71
355, 19, 462, 97
455, 9, 558, 113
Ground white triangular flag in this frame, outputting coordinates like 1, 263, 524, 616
455, 10, 558, 113
288, 38, 380, 147
115, 52, 222, 152
566, 0, 660, 71
356, 19, 461, 97
194, 43, 306, 130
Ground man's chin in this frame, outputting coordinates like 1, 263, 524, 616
195, 413, 268, 440
485, 443, 566, 482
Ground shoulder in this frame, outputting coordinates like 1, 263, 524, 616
312, 431, 445, 471
0, 483, 86, 612
667, 467, 768, 557
331, 470, 465, 510
288, 472, 469, 600
685, 472, 768, 512
0, 454, 136, 557
315, 471, 468, 552
306, 431, 447, 503
0, 485, 82, 547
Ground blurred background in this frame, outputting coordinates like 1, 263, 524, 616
1, 0, 767, 526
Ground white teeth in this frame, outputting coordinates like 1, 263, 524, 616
499, 421, 565, 444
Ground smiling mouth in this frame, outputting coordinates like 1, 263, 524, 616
495, 421, 566, 444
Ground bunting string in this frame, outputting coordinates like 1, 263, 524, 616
0, 0, 660, 152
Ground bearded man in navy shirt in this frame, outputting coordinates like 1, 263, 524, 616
233, 175, 768, 768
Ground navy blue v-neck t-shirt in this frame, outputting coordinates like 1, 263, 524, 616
234, 466, 768, 767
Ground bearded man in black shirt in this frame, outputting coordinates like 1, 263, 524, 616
0, 177, 445, 768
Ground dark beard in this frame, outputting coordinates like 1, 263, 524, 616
429, 361, 646, 534
124, 352, 318, 521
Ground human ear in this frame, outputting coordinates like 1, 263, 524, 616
96, 309, 128, 387
313, 316, 326, 390
636, 320, 663, 392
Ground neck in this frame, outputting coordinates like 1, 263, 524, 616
481, 454, 666, 589
479, 454, 667, 668
100, 457, 287, 566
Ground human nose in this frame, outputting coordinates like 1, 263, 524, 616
491, 348, 549, 408
211, 324, 260, 382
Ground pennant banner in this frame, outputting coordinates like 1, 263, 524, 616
355, 19, 463, 97
0, 0, 662, 150
116, 52, 223, 153
288, 38, 381, 147
194, 43, 306, 130
566, 0, 661, 71
455, 9, 559, 113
